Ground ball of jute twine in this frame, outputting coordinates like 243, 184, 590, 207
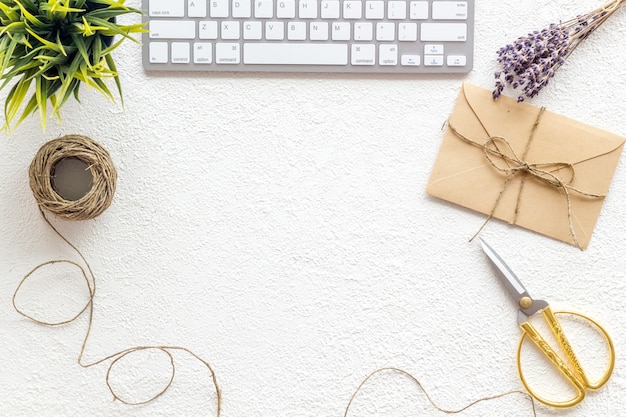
29, 134, 117, 221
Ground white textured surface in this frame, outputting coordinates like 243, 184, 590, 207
2, 1, 626, 416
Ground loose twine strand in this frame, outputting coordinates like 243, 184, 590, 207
344, 367, 537, 416
20, 135, 540, 415
447, 88, 622, 249
601, 0, 626, 12
15, 136, 221, 413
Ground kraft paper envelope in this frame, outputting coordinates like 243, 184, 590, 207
426, 83, 625, 249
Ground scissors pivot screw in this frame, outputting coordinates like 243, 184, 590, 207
519, 296, 533, 310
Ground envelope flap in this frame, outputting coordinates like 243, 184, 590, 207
456, 83, 542, 154
458, 83, 625, 192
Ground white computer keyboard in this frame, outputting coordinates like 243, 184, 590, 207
142, 0, 474, 73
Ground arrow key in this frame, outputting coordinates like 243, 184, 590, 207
424, 44, 443, 54
424, 54, 443, 66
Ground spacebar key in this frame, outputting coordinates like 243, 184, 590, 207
243, 43, 348, 65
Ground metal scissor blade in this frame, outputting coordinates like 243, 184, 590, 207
479, 238, 548, 319
479, 238, 528, 299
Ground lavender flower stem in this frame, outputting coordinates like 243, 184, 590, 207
493, 0, 626, 101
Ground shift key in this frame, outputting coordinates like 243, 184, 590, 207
149, 20, 196, 39
420, 23, 467, 42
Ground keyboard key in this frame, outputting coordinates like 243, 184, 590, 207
365, 1, 384, 19
379, 44, 398, 65
149, 0, 185, 17
343, 1, 362, 19
388, 1, 407, 19
332, 22, 351, 40
398, 23, 417, 41
216, 42, 241, 63
210, 0, 229, 17
420, 23, 467, 41
199, 21, 219, 39
401, 54, 420, 66
321, 0, 340, 18
299, 0, 318, 18
376, 22, 395, 41
310, 21, 329, 40
425, 44, 443, 54
232, 0, 252, 18
288, 22, 307, 40
189, 0, 208, 17
149, 20, 196, 39
447, 55, 467, 66
409, 1, 428, 19
243, 21, 263, 39
171, 42, 191, 63
255, 0, 273, 17
354, 22, 373, 41
266, 21, 285, 40
277, 0, 296, 18
149, 42, 168, 63
194, 42, 213, 63
243, 43, 348, 65
351, 44, 375, 65
221, 21, 240, 39
424, 54, 444, 66
432, 1, 468, 20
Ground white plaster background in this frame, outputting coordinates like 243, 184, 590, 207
2, 0, 626, 416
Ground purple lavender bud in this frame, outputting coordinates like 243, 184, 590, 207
493, 7, 614, 102
493, 80, 504, 99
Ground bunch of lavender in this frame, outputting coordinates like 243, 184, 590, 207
493, 0, 625, 102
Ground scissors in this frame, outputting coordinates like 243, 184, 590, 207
479, 238, 615, 408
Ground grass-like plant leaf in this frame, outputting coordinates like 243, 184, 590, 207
0, 0, 146, 131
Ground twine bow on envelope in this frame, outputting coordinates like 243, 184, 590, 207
426, 83, 625, 249
447, 107, 605, 249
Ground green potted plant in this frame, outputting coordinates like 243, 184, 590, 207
0, 0, 145, 131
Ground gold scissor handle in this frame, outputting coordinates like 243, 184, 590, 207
516, 307, 615, 408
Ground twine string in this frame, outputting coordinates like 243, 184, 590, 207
13, 208, 222, 412
601, 0, 626, 12
446, 95, 618, 248
344, 367, 537, 416
511, 107, 545, 223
